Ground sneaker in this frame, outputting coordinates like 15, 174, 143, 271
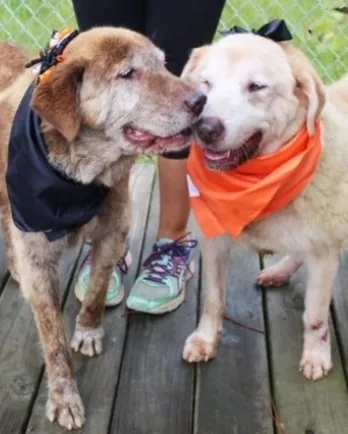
126, 234, 197, 314
74, 247, 131, 307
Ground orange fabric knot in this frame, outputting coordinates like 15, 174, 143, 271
187, 122, 323, 239
39, 69, 52, 83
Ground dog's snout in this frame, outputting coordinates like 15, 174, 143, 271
196, 117, 225, 143
185, 91, 207, 116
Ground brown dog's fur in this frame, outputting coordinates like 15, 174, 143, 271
0, 28, 200, 429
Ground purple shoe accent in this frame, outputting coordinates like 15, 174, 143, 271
81, 247, 130, 276
142, 233, 197, 284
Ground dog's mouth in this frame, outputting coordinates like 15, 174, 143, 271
124, 125, 192, 153
203, 131, 263, 171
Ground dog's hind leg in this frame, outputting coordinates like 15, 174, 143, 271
14, 229, 85, 430
299, 248, 339, 381
257, 255, 302, 288
183, 235, 230, 363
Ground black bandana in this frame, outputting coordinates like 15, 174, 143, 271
220, 19, 293, 42
6, 84, 109, 242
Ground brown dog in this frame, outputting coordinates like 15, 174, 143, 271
0, 28, 205, 429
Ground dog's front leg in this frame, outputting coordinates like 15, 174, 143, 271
71, 223, 128, 357
17, 234, 84, 430
183, 235, 230, 363
300, 249, 340, 381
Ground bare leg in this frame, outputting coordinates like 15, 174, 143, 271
157, 157, 191, 240
257, 255, 302, 287
183, 235, 230, 362
16, 232, 84, 430
299, 249, 339, 380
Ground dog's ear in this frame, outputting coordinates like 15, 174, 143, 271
32, 59, 85, 141
181, 45, 210, 84
281, 43, 326, 135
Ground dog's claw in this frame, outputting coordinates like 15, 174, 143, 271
299, 350, 332, 381
71, 326, 104, 357
46, 378, 85, 430
183, 331, 217, 363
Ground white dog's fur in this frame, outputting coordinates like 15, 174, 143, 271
181, 33, 348, 381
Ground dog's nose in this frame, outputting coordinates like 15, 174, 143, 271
196, 117, 225, 143
185, 91, 207, 116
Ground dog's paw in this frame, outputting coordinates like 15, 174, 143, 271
299, 349, 332, 381
71, 326, 104, 357
257, 257, 302, 288
46, 378, 85, 430
257, 264, 291, 287
183, 331, 217, 363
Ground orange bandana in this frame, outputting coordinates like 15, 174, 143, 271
187, 123, 323, 239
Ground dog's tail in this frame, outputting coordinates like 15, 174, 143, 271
0, 42, 29, 93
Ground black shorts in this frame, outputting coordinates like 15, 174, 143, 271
71, 0, 225, 159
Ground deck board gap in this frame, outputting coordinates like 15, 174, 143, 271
330, 303, 348, 390
0, 272, 10, 299
107, 169, 157, 434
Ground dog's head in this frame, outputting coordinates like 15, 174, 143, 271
32, 27, 206, 157
182, 33, 326, 171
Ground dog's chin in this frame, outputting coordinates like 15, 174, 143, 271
123, 125, 192, 155
202, 131, 263, 171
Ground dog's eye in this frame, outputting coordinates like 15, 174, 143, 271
200, 78, 212, 91
118, 68, 136, 79
247, 82, 268, 93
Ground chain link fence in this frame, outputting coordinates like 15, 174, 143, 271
1, 0, 347, 83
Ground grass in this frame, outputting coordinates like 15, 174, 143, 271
1, 0, 347, 83
1, 0, 347, 164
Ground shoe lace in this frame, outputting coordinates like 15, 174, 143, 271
83, 246, 129, 275
142, 233, 197, 284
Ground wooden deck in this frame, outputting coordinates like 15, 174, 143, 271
1, 163, 348, 434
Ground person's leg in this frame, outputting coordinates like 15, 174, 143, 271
71, 0, 144, 306
152, 0, 226, 240
71, 0, 145, 32
126, 0, 225, 314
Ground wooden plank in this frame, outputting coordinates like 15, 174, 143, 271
265, 255, 348, 434
0, 229, 9, 291
26, 163, 156, 434
0, 247, 81, 434
110, 177, 199, 434
331, 249, 348, 377
194, 249, 273, 434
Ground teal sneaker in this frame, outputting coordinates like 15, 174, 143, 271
126, 234, 197, 314
74, 247, 131, 307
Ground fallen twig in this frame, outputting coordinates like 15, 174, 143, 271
223, 314, 265, 334
264, 398, 286, 434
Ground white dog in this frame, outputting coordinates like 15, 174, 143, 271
181, 28, 348, 381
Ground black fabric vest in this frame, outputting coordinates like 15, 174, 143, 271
6, 84, 109, 242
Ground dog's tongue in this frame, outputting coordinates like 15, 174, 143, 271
126, 127, 156, 143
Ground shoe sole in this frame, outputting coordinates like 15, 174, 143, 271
127, 261, 195, 315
